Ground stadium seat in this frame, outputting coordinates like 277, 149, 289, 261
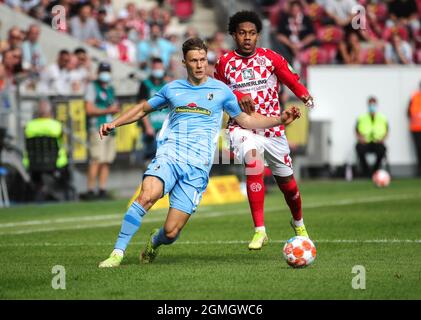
298, 46, 333, 65
360, 46, 385, 64
367, 2, 389, 22
382, 26, 409, 42
317, 26, 344, 45
25, 136, 76, 201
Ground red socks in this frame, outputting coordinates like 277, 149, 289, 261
278, 177, 302, 221
246, 160, 265, 228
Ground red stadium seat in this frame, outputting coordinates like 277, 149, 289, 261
317, 26, 344, 44
360, 46, 385, 64
169, 0, 194, 21
382, 26, 409, 42
367, 3, 389, 22
298, 46, 332, 65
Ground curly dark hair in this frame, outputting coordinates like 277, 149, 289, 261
228, 11, 263, 34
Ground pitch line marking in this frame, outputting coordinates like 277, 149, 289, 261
0, 239, 420, 247
0, 193, 420, 235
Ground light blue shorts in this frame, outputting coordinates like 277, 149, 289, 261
143, 157, 209, 214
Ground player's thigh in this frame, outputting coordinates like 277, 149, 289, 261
139, 158, 178, 209
163, 207, 191, 238
169, 165, 208, 215
136, 175, 165, 210
263, 135, 294, 177
230, 128, 264, 165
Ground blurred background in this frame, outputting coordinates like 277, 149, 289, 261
0, 0, 420, 204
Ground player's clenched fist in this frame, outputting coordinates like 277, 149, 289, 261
281, 106, 301, 126
99, 123, 115, 140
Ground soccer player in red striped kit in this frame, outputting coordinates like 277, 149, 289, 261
215, 11, 315, 250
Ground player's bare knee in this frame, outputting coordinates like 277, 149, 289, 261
165, 227, 180, 240
137, 192, 158, 209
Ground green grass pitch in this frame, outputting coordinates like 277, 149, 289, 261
0, 178, 420, 299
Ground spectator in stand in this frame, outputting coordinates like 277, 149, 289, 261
387, 0, 419, 34
2, 49, 24, 89
5, 0, 40, 12
184, 25, 199, 39
7, 26, 25, 49
67, 53, 86, 94
74, 47, 94, 86
323, 0, 358, 30
276, 0, 317, 65
28, 0, 50, 23
101, 0, 116, 24
385, 32, 413, 64
210, 31, 229, 57
21, 24, 46, 76
90, 0, 102, 17
39, 49, 73, 95
70, 3, 103, 48
118, 1, 137, 20
148, 6, 163, 27
119, 3, 149, 43
137, 23, 176, 70
337, 31, 363, 64
104, 27, 136, 64
97, 7, 112, 39
161, 9, 175, 37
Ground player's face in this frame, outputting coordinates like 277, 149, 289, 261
233, 22, 259, 55
183, 49, 208, 84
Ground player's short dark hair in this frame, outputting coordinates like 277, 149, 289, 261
182, 38, 208, 58
59, 49, 70, 56
228, 11, 262, 35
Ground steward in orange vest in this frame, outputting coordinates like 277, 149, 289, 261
408, 82, 421, 176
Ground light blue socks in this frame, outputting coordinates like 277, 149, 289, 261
114, 202, 146, 251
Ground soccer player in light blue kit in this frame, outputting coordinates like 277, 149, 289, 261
98, 38, 301, 267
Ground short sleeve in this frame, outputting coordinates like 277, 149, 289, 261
147, 83, 170, 110
222, 85, 242, 118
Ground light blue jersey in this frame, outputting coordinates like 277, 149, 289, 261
147, 77, 242, 173
144, 77, 242, 214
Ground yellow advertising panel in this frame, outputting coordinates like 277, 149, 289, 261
115, 103, 141, 153
69, 99, 87, 161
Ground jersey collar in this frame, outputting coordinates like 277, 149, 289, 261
234, 49, 258, 59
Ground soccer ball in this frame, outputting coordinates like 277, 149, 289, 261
283, 236, 316, 268
372, 169, 391, 188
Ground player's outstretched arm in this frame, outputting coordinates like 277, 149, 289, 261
234, 106, 301, 129
99, 101, 153, 139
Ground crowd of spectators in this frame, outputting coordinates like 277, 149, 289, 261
259, 0, 421, 78
0, 0, 200, 96
1, 0, 421, 99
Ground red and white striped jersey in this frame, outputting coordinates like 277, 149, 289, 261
214, 47, 309, 137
